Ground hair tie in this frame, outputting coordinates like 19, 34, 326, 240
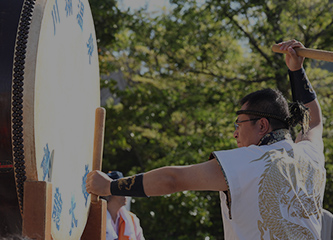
288, 102, 310, 134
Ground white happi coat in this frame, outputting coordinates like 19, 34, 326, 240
212, 139, 326, 240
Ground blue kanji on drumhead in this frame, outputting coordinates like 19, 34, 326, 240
76, 0, 84, 31
52, 0, 60, 35
86, 33, 94, 64
69, 195, 78, 236
41, 143, 51, 181
82, 164, 89, 207
65, 0, 73, 17
52, 187, 63, 231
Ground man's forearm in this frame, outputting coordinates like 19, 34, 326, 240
288, 67, 316, 104
109, 166, 184, 197
110, 173, 148, 197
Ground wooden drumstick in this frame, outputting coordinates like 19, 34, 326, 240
272, 44, 333, 62
91, 107, 106, 203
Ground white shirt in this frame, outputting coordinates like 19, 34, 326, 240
106, 206, 145, 240
212, 140, 326, 240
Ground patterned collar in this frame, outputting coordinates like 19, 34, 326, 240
258, 129, 292, 146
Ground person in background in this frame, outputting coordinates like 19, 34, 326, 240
102, 171, 144, 240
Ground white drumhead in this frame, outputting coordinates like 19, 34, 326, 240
21, 0, 99, 238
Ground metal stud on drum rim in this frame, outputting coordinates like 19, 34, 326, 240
12, 0, 36, 214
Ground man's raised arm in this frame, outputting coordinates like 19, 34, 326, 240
278, 40, 323, 151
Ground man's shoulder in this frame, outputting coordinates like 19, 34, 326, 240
295, 139, 324, 155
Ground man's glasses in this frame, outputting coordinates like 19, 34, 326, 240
234, 118, 261, 130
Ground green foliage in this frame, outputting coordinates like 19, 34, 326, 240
91, 0, 333, 238
132, 191, 223, 240
90, 0, 129, 48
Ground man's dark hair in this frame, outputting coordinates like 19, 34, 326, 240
239, 88, 289, 130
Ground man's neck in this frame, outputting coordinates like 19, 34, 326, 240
258, 129, 292, 146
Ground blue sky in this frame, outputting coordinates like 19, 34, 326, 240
120, 0, 172, 12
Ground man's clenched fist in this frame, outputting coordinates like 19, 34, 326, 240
86, 170, 112, 196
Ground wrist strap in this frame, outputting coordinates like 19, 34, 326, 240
288, 67, 316, 104
110, 173, 148, 197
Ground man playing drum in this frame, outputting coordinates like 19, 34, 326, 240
86, 40, 326, 239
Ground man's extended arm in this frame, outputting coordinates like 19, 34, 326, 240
86, 159, 228, 197
143, 159, 228, 196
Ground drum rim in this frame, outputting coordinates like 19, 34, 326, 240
11, 0, 39, 214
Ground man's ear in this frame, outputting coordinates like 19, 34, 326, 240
259, 118, 271, 135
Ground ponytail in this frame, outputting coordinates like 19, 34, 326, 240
286, 102, 310, 134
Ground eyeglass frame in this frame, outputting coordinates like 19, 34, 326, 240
234, 118, 262, 130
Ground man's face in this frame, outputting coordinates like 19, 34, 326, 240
108, 195, 127, 209
233, 103, 263, 148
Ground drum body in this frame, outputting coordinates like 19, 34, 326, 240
1, 0, 100, 238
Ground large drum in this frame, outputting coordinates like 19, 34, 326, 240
0, 0, 100, 239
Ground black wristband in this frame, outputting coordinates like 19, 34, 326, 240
288, 67, 316, 104
110, 173, 148, 197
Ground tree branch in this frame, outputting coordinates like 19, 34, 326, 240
227, 14, 272, 66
